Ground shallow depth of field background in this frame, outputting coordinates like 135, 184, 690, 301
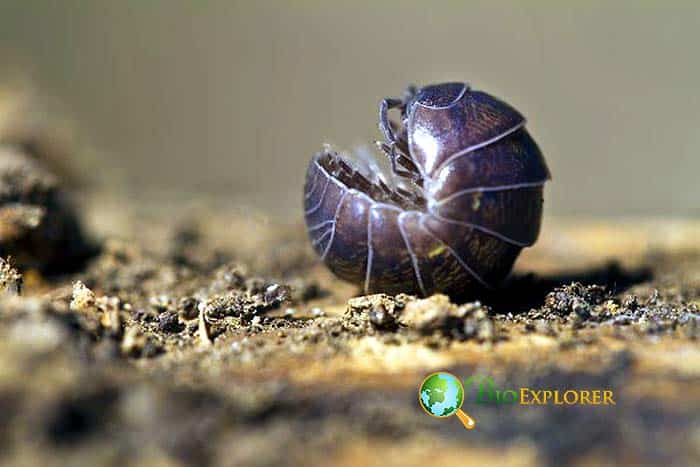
1, 1, 698, 219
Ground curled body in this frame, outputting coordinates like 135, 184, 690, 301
304, 82, 550, 297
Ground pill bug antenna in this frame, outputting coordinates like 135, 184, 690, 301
377, 88, 423, 186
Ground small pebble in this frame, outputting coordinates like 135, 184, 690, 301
158, 311, 185, 334
70, 281, 96, 312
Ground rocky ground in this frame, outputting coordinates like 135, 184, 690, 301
0, 141, 698, 467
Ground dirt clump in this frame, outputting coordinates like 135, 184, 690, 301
0, 256, 22, 295
0, 145, 93, 273
509, 282, 700, 339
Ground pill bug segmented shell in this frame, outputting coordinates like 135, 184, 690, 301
304, 82, 550, 298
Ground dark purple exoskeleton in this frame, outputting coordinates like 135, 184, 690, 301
304, 82, 550, 298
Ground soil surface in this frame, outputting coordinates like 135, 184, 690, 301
0, 148, 699, 466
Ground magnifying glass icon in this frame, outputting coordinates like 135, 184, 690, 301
418, 371, 476, 430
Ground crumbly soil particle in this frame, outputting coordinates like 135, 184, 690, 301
0, 186, 699, 466
0, 256, 22, 295
0, 145, 94, 273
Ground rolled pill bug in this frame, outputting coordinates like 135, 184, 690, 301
304, 82, 550, 298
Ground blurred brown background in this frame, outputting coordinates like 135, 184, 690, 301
0, 1, 698, 220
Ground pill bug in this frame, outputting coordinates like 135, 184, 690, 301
304, 82, 550, 298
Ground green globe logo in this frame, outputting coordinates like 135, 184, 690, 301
418, 372, 475, 430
